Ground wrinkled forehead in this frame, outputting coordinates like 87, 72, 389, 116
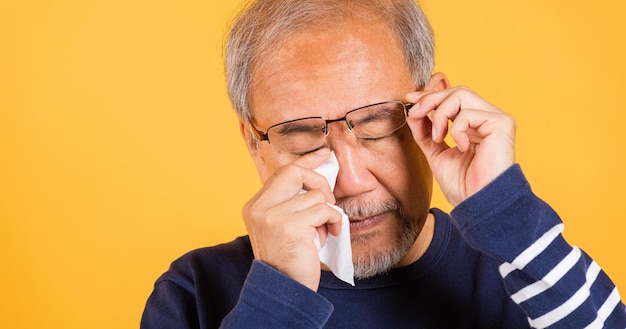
248, 19, 411, 127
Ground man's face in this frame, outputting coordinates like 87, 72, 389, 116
245, 19, 433, 276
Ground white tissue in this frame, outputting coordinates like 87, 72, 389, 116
310, 151, 354, 286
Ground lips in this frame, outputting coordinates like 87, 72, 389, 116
349, 213, 386, 233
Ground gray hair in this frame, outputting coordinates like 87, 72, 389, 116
224, 0, 435, 123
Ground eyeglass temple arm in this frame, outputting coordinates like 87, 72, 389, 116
249, 123, 269, 142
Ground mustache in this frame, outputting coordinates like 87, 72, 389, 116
336, 197, 402, 219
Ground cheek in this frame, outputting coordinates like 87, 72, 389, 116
372, 131, 432, 208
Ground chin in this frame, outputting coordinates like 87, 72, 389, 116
350, 225, 418, 280
338, 197, 423, 279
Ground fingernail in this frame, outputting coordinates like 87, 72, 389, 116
405, 91, 423, 103
432, 126, 437, 141
409, 102, 419, 111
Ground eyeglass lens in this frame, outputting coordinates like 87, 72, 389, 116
266, 101, 408, 154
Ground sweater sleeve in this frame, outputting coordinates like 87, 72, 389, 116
220, 261, 334, 328
141, 251, 333, 329
450, 164, 626, 328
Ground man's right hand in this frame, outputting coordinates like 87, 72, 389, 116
241, 148, 343, 292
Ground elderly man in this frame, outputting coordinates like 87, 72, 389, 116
141, 0, 626, 328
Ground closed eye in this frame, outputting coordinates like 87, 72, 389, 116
296, 146, 328, 156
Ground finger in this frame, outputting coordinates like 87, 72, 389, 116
260, 150, 335, 204
278, 201, 342, 245
405, 92, 434, 141
291, 148, 336, 202
282, 189, 330, 214
407, 86, 501, 122
408, 87, 501, 142
405, 90, 427, 106
405, 95, 450, 160
292, 147, 332, 169
406, 90, 449, 144
427, 92, 462, 143
293, 195, 344, 234
449, 108, 516, 152
269, 189, 343, 227
315, 206, 344, 247
413, 86, 499, 115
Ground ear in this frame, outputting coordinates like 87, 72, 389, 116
239, 121, 269, 182
424, 72, 451, 92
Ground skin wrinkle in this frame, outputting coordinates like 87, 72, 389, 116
250, 20, 402, 126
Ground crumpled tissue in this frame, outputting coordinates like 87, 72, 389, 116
309, 151, 354, 286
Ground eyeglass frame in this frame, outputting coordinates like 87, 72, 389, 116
249, 100, 416, 145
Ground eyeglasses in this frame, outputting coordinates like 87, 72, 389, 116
250, 100, 414, 154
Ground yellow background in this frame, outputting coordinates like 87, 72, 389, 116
1, 0, 624, 328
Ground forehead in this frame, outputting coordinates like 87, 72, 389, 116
249, 19, 415, 127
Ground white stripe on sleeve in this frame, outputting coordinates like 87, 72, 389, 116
582, 287, 622, 329
499, 224, 564, 278
527, 262, 602, 328
511, 247, 581, 304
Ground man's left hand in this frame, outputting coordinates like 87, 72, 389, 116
405, 84, 516, 206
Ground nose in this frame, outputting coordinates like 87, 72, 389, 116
327, 126, 378, 199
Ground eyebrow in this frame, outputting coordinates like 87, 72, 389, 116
275, 119, 324, 136
350, 106, 403, 124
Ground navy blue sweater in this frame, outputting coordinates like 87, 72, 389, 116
141, 165, 626, 328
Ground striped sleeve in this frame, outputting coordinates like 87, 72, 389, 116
451, 164, 626, 328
